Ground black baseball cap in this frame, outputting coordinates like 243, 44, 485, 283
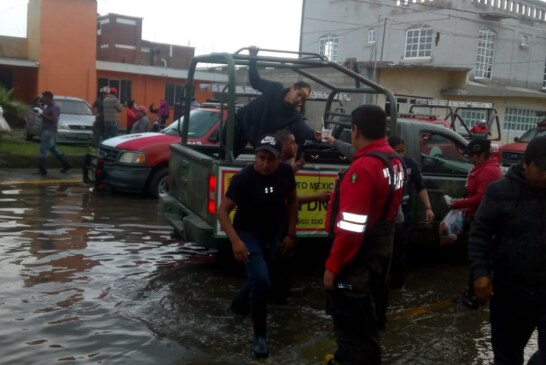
464, 139, 491, 156
524, 136, 546, 170
255, 134, 282, 156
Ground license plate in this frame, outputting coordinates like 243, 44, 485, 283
77, 134, 89, 140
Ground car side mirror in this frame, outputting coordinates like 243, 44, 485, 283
208, 130, 220, 143
514, 137, 519, 142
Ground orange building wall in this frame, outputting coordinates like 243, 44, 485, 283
31, 0, 97, 102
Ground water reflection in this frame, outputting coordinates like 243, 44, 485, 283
0, 184, 192, 364
0, 182, 539, 364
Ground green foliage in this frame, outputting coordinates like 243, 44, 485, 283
1, 136, 89, 157
0, 87, 28, 119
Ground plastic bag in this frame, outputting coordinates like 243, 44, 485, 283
439, 209, 464, 245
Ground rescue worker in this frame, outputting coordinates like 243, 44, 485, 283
217, 134, 298, 359
468, 136, 546, 365
449, 139, 502, 308
323, 105, 404, 365
221, 46, 320, 158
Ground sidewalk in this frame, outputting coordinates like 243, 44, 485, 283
0, 168, 83, 185
0, 127, 88, 169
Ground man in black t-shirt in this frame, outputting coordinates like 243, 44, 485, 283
217, 133, 298, 359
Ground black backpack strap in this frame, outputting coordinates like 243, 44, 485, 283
329, 168, 347, 236
363, 152, 401, 223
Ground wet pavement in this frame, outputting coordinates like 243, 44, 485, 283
0, 175, 539, 364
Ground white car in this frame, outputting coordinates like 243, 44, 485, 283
25, 95, 95, 144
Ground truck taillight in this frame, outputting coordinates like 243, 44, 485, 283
208, 175, 217, 215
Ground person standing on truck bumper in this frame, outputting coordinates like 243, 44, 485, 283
222, 46, 319, 158
468, 136, 546, 365
323, 105, 404, 365
217, 134, 298, 359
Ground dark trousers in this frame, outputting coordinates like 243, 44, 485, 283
327, 291, 381, 365
490, 286, 546, 365
220, 117, 249, 159
390, 221, 408, 289
327, 223, 394, 365
230, 231, 278, 337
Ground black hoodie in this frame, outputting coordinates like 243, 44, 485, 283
235, 60, 315, 147
468, 163, 546, 298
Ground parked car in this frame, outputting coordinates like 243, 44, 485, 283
25, 96, 95, 144
501, 122, 546, 172
83, 107, 223, 197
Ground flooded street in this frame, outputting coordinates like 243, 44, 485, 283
0, 179, 539, 364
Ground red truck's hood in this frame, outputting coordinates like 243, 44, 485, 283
501, 141, 527, 152
101, 133, 180, 151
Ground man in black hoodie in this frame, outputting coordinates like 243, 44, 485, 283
468, 135, 546, 365
222, 46, 319, 158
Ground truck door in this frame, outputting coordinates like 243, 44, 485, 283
416, 130, 472, 226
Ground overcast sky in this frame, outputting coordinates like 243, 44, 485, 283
0, 0, 304, 55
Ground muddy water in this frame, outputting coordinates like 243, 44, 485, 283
0, 182, 538, 364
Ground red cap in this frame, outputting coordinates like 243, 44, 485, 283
109, 87, 118, 95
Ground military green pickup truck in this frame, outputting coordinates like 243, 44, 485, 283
160, 49, 472, 249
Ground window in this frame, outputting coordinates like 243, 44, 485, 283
474, 29, 496, 79
419, 132, 472, 176
459, 109, 487, 127
319, 34, 339, 61
368, 29, 377, 44
404, 26, 433, 59
164, 83, 185, 107
503, 106, 545, 131
98, 78, 132, 105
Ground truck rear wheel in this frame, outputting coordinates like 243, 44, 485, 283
147, 166, 169, 198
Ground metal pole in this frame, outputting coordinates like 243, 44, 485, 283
299, 0, 306, 53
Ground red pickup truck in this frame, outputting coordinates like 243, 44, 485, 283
83, 107, 222, 197
501, 122, 546, 172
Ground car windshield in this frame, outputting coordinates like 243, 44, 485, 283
55, 99, 93, 115
164, 109, 220, 138
517, 127, 546, 143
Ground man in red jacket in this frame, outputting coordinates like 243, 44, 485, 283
450, 138, 503, 308
323, 105, 404, 365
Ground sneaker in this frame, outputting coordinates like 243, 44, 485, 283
452, 293, 479, 309
323, 354, 335, 365
252, 336, 269, 359
60, 166, 72, 173
225, 305, 248, 317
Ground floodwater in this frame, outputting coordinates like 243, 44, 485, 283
0, 181, 539, 364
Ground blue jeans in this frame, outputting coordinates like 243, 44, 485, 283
490, 286, 546, 365
103, 121, 118, 140
230, 231, 279, 337
39, 130, 64, 159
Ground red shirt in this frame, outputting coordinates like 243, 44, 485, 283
451, 158, 502, 218
470, 124, 489, 134
325, 139, 404, 275
126, 108, 138, 130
